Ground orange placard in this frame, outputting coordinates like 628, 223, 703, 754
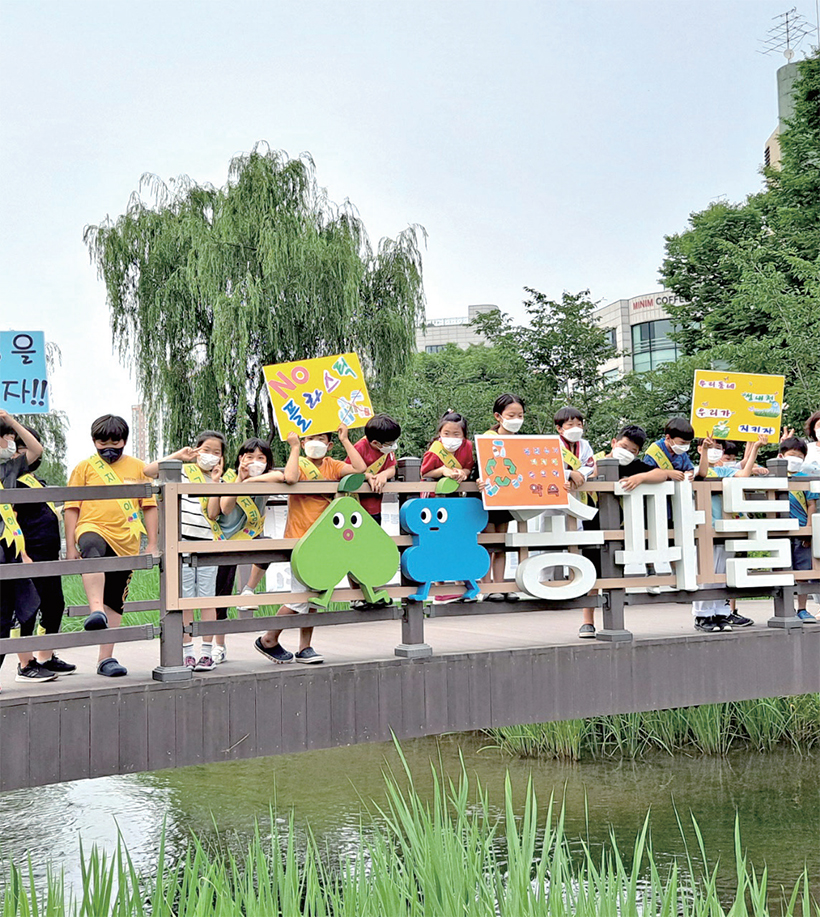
475, 436, 569, 510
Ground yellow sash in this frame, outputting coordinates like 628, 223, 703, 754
429, 440, 463, 470
298, 456, 324, 480
561, 444, 596, 505
220, 469, 263, 540
366, 452, 388, 475
17, 474, 58, 517
645, 441, 674, 471
183, 464, 227, 540
0, 482, 25, 555
87, 454, 146, 539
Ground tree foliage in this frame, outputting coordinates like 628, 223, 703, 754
84, 145, 426, 456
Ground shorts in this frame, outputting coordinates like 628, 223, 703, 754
181, 559, 217, 599
288, 569, 314, 615
77, 532, 133, 615
792, 538, 814, 573
215, 565, 237, 620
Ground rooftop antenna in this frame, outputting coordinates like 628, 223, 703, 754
758, 7, 813, 60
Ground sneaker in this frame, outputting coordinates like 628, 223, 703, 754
237, 586, 256, 612
211, 645, 227, 664
432, 594, 462, 605
713, 616, 733, 632
796, 609, 817, 622
578, 623, 596, 639
694, 617, 723, 633
485, 593, 505, 603
184, 655, 197, 669
506, 592, 521, 602
351, 598, 390, 611
254, 637, 293, 663
84, 610, 108, 631
40, 654, 76, 675
295, 647, 323, 664
16, 661, 58, 683
193, 655, 216, 672
726, 612, 754, 628
96, 657, 127, 677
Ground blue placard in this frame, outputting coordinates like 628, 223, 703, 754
0, 331, 50, 413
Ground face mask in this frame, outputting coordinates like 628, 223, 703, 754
98, 447, 124, 463
670, 442, 690, 456
246, 460, 267, 477
707, 449, 724, 464
561, 427, 583, 443
500, 417, 524, 434
378, 442, 398, 455
197, 452, 220, 471
611, 446, 635, 466
441, 436, 463, 453
786, 456, 804, 473
0, 439, 16, 461
304, 440, 329, 460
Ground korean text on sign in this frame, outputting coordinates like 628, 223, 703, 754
0, 331, 50, 414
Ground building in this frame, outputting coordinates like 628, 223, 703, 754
764, 61, 799, 169
131, 403, 149, 462
415, 303, 497, 353
594, 291, 685, 379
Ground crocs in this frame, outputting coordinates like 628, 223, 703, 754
97, 657, 127, 677
84, 610, 109, 631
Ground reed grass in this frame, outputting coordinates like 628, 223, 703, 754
1, 745, 817, 916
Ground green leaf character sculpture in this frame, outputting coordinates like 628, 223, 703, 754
291, 495, 399, 608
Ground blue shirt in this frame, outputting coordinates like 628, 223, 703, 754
788, 472, 809, 527
644, 439, 695, 473
706, 465, 737, 525
217, 495, 267, 539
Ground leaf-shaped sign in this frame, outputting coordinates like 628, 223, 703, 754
338, 473, 366, 494
435, 477, 460, 495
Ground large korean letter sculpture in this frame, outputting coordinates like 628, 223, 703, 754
291, 495, 400, 608
400, 498, 490, 602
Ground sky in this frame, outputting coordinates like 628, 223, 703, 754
1, 0, 817, 462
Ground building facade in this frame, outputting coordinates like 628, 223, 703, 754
131, 403, 149, 462
415, 303, 497, 353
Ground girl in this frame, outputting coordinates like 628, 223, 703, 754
420, 411, 474, 483
479, 394, 525, 601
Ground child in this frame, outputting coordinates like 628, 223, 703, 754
778, 435, 818, 622
553, 407, 596, 497
803, 410, 820, 473
64, 414, 158, 677
420, 411, 474, 483
642, 418, 695, 477
690, 432, 766, 633
718, 440, 741, 469
252, 425, 366, 664
144, 431, 226, 671
0, 410, 58, 684
480, 394, 525, 601
355, 413, 401, 524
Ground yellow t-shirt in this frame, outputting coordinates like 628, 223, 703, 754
65, 454, 156, 557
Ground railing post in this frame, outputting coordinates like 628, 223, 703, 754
152, 459, 192, 682
394, 459, 432, 658
596, 458, 632, 642
766, 457, 800, 630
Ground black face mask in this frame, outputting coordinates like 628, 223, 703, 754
98, 447, 124, 463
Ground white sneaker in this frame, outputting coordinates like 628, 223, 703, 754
236, 586, 255, 612
212, 644, 227, 665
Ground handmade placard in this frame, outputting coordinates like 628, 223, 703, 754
475, 435, 569, 510
263, 352, 373, 440
690, 370, 785, 442
0, 331, 50, 414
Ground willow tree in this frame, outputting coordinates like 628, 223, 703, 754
84, 145, 426, 454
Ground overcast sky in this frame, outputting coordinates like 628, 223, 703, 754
1, 0, 816, 461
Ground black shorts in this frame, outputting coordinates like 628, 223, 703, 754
215, 564, 237, 620
77, 532, 132, 614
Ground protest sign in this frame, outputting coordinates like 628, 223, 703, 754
263, 353, 373, 440
690, 370, 785, 442
0, 331, 50, 414
475, 435, 569, 510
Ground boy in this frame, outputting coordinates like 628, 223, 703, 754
64, 415, 158, 677
778, 436, 818, 622
643, 418, 695, 477
252, 424, 367, 665
690, 432, 766, 633
354, 413, 401, 524
554, 407, 596, 497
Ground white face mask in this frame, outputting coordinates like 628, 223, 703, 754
197, 452, 220, 471
707, 449, 724, 465
670, 442, 690, 456
561, 427, 583, 443
786, 456, 804, 473
499, 417, 524, 434
611, 446, 636, 466
246, 460, 267, 477
304, 440, 329, 460
378, 442, 398, 455
0, 438, 16, 461
441, 437, 463, 453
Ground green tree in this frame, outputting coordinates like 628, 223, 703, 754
84, 145, 426, 456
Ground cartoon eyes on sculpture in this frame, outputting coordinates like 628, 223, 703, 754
436, 507, 448, 524
350, 512, 362, 528
333, 512, 345, 528
420, 508, 432, 524
417, 506, 448, 529
332, 510, 362, 540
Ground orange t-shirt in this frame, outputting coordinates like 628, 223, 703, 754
284, 457, 350, 538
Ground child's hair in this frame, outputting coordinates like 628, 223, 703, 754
23, 425, 43, 474
554, 406, 584, 426
804, 410, 820, 442
436, 410, 468, 438
723, 440, 740, 457
91, 414, 129, 442
664, 417, 694, 440
195, 430, 227, 453
0, 420, 13, 438
615, 424, 646, 450
489, 394, 525, 432
365, 413, 401, 443
779, 436, 807, 456
236, 437, 274, 472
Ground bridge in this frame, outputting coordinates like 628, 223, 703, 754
1, 460, 819, 792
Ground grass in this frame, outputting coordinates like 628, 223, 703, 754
485, 695, 820, 760
1, 745, 817, 916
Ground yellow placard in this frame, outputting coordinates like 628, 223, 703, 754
263, 353, 374, 441
690, 370, 785, 442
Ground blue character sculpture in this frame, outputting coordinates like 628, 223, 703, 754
400, 498, 490, 602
